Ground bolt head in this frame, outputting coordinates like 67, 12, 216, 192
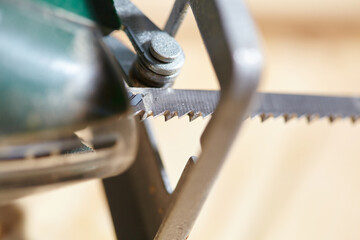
150, 32, 182, 63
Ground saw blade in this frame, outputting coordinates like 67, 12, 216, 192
128, 88, 360, 122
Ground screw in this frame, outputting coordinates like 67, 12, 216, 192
150, 32, 182, 63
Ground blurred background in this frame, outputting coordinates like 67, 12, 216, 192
2, 0, 360, 239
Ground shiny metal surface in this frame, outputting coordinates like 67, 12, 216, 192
164, 0, 189, 37
129, 88, 217, 121
150, 32, 182, 63
103, 35, 136, 82
129, 88, 360, 122
253, 93, 360, 122
104, 0, 262, 239
154, 0, 263, 239
104, 121, 172, 240
113, 0, 185, 87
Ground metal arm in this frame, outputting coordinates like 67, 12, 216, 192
154, 0, 263, 239
103, 0, 263, 239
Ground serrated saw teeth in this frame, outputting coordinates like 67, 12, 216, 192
351, 116, 360, 123
259, 113, 272, 122
305, 114, 319, 123
135, 111, 205, 121
134, 110, 360, 124
284, 113, 297, 122
164, 111, 177, 121
129, 88, 360, 124
188, 112, 202, 121
328, 115, 341, 123
133, 110, 151, 121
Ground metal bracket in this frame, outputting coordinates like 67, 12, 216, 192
113, 0, 185, 88
103, 0, 263, 239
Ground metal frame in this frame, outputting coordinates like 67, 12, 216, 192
103, 0, 263, 239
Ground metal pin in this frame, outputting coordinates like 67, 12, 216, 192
150, 32, 182, 63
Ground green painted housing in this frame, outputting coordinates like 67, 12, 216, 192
0, 0, 128, 136
33, 0, 121, 31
